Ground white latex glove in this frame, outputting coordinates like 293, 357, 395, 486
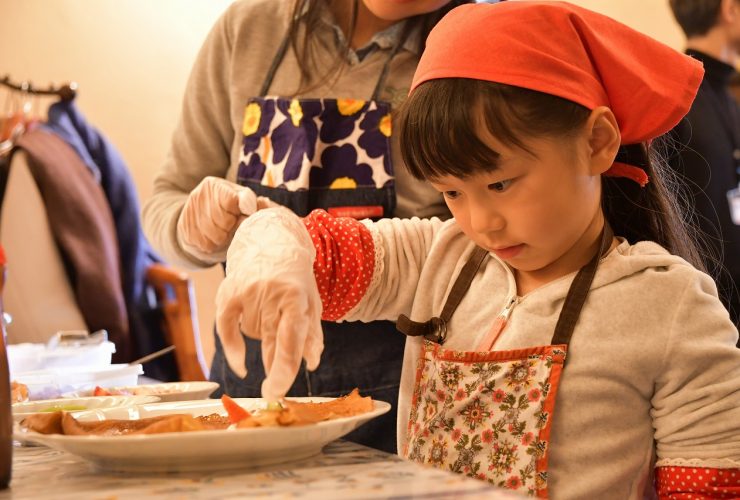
176, 176, 277, 263
215, 207, 324, 401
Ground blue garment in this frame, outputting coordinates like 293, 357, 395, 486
43, 102, 178, 380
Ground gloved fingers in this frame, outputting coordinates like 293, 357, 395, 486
199, 211, 238, 246
256, 196, 280, 210
215, 285, 249, 378
261, 306, 309, 401
237, 188, 258, 215
302, 319, 324, 372
259, 296, 293, 376
206, 204, 240, 234
211, 178, 243, 216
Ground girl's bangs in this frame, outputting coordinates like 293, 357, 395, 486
399, 79, 507, 181
399, 79, 591, 181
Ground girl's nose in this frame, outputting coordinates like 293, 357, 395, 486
469, 202, 505, 235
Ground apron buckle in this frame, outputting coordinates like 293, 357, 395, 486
428, 317, 447, 344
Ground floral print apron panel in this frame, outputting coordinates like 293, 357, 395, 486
404, 341, 565, 497
237, 96, 395, 218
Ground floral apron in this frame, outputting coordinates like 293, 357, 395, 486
396, 226, 614, 497
236, 22, 406, 219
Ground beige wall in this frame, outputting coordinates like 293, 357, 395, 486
0, 0, 686, 375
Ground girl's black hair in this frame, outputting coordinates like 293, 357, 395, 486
398, 78, 708, 272
287, 0, 473, 95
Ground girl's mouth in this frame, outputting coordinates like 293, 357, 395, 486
491, 244, 524, 260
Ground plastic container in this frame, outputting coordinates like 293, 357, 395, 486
12, 364, 143, 401
7, 341, 116, 375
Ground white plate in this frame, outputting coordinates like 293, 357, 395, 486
15, 397, 391, 472
63, 381, 220, 402
12, 395, 161, 423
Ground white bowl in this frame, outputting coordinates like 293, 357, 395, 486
13, 364, 144, 400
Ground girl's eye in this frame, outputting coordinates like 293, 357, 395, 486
489, 179, 512, 193
443, 191, 460, 200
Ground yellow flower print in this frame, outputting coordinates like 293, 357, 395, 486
329, 177, 357, 189
379, 113, 392, 137
288, 99, 303, 127
337, 98, 365, 116
242, 102, 262, 136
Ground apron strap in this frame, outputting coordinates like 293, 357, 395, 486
550, 223, 614, 345
260, 0, 411, 101
396, 246, 488, 343
259, 0, 306, 97
397, 223, 614, 347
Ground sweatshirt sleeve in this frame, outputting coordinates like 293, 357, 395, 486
651, 267, 740, 496
302, 209, 443, 323
141, 5, 238, 269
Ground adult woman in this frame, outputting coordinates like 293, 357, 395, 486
142, 0, 470, 453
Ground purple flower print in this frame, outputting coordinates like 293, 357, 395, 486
309, 144, 374, 188
319, 99, 369, 143
271, 99, 323, 182
357, 105, 392, 175
238, 153, 266, 184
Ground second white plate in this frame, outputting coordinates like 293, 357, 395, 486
64, 381, 220, 402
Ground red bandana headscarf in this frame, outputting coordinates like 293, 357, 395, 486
410, 1, 704, 187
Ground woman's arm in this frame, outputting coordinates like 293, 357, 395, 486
141, 5, 238, 269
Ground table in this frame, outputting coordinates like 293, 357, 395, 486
0, 440, 522, 499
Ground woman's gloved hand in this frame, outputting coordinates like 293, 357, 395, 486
176, 176, 276, 262
215, 207, 324, 401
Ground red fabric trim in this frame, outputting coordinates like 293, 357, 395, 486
302, 209, 375, 321
604, 161, 650, 187
655, 465, 740, 498
536, 348, 566, 498
430, 342, 567, 364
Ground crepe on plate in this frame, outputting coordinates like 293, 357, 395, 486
21, 388, 373, 436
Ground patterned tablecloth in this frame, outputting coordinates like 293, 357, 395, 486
0, 440, 523, 499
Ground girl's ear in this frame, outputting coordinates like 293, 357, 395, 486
585, 106, 621, 175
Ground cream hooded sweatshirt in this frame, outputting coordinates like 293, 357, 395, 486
326, 215, 740, 500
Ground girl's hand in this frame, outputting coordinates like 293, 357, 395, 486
215, 208, 324, 402
176, 176, 275, 260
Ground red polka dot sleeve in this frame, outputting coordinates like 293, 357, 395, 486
302, 209, 375, 321
655, 466, 740, 498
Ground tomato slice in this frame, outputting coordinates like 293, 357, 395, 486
93, 386, 112, 396
221, 395, 251, 424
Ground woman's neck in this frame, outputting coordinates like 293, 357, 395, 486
329, 0, 397, 49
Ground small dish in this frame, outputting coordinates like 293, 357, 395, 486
64, 381, 220, 402
12, 395, 161, 423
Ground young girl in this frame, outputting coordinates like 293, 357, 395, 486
215, 2, 740, 498
141, 0, 471, 453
